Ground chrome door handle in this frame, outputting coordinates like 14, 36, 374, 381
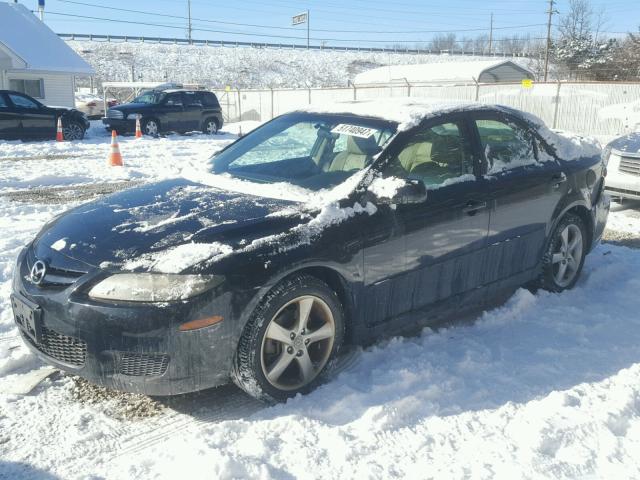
462, 201, 487, 214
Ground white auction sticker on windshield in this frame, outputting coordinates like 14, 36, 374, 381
330, 124, 376, 139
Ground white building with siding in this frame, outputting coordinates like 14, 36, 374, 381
0, 1, 93, 107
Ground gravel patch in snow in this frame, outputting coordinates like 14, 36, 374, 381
69, 377, 165, 420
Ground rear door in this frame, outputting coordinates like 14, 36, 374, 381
470, 112, 566, 283
182, 91, 204, 131
161, 92, 186, 131
0, 93, 19, 139
7, 93, 55, 138
361, 115, 491, 326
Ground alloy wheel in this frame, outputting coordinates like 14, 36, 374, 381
144, 120, 158, 135
205, 120, 218, 134
551, 224, 584, 288
62, 123, 83, 140
260, 295, 336, 391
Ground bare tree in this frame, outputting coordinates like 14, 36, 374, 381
430, 33, 458, 52
558, 0, 594, 40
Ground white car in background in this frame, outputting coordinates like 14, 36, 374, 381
75, 93, 117, 119
604, 132, 640, 200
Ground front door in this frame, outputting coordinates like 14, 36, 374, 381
470, 113, 566, 283
0, 93, 19, 139
7, 93, 55, 138
362, 117, 491, 326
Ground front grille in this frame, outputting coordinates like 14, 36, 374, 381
25, 249, 86, 287
27, 327, 87, 367
619, 156, 640, 176
119, 353, 169, 377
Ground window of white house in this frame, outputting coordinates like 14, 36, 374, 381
9, 79, 44, 99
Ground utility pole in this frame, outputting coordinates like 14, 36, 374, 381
187, 0, 192, 44
488, 13, 493, 55
544, 0, 557, 82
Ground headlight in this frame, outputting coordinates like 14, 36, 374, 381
88, 274, 224, 302
107, 109, 124, 119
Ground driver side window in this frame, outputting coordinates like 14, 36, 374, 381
385, 122, 474, 188
8, 94, 39, 109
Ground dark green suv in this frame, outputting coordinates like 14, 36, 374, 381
102, 88, 224, 136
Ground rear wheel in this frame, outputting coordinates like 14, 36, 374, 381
539, 213, 587, 292
232, 274, 344, 403
62, 121, 85, 140
202, 117, 219, 135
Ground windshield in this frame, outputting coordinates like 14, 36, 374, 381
132, 91, 164, 104
211, 113, 396, 191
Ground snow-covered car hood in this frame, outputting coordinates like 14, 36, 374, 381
608, 132, 640, 156
33, 179, 304, 271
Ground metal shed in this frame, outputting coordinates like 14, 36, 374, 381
354, 60, 535, 85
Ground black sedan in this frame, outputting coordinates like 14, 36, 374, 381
102, 88, 224, 136
12, 101, 609, 402
0, 90, 89, 141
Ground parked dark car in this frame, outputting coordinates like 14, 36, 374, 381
0, 90, 89, 141
12, 102, 609, 402
102, 88, 224, 136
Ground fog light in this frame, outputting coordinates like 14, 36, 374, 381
179, 315, 224, 331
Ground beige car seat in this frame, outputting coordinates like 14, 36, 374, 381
327, 135, 380, 172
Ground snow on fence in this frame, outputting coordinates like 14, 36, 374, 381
213, 82, 640, 137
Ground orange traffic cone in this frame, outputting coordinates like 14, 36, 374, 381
135, 114, 142, 139
107, 130, 123, 166
56, 117, 64, 142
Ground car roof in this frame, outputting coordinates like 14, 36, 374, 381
294, 98, 529, 130
158, 88, 211, 94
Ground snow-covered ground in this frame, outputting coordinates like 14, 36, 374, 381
66, 40, 536, 89
1, 123, 639, 479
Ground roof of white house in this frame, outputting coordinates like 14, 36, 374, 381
0, 2, 93, 75
353, 60, 534, 85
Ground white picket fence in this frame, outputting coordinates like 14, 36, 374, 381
213, 82, 640, 138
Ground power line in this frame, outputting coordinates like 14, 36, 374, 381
53, 0, 547, 36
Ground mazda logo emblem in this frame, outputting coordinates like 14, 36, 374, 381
30, 260, 47, 285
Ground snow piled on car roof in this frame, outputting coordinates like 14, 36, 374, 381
296, 98, 602, 160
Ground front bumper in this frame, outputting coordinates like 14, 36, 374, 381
12, 245, 236, 396
102, 117, 136, 133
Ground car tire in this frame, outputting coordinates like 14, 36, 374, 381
231, 274, 345, 403
62, 120, 85, 141
141, 118, 160, 136
202, 117, 219, 135
538, 213, 587, 292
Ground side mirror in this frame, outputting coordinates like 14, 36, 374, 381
370, 178, 427, 205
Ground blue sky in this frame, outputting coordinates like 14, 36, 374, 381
30, 0, 640, 47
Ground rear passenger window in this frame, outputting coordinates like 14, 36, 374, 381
201, 92, 220, 108
386, 122, 474, 188
0, 96, 7, 108
475, 119, 535, 173
164, 93, 183, 107
184, 92, 202, 107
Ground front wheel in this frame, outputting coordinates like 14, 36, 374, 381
232, 274, 345, 403
539, 213, 587, 292
62, 121, 85, 140
141, 118, 160, 136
